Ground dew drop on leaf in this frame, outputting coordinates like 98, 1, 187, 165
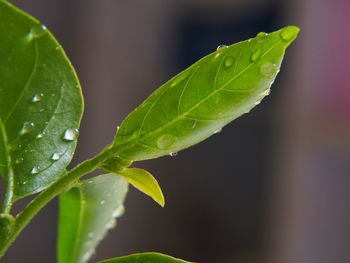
31, 166, 40, 174
213, 128, 222, 134
28, 24, 47, 40
256, 32, 267, 43
31, 93, 44, 103
100, 200, 105, 205
36, 132, 44, 139
63, 128, 79, 141
263, 89, 271, 97
280, 27, 295, 42
224, 57, 234, 68
260, 62, 276, 76
19, 121, 34, 136
250, 49, 262, 62
216, 44, 228, 51
156, 134, 177, 149
169, 152, 178, 157
51, 152, 61, 161
112, 205, 125, 218
184, 119, 197, 129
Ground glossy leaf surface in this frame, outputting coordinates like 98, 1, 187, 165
119, 168, 165, 207
98, 252, 190, 263
58, 174, 128, 263
113, 26, 299, 161
0, 1, 83, 199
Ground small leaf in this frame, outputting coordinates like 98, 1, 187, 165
98, 252, 192, 263
119, 168, 165, 207
0, 1, 84, 199
57, 174, 128, 263
112, 26, 299, 161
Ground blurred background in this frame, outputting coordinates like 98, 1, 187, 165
2, 0, 350, 262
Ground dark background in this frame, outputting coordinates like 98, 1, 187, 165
2, 0, 350, 262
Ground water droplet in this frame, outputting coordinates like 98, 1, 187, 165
22, 181, 27, 185
184, 119, 197, 129
36, 132, 44, 139
28, 24, 47, 39
51, 153, 61, 161
100, 200, 105, 205
88, 232, 94, 238
171, 70, 191, 87
250, 49, 262, 62
256, 32, 267, 43
260, 62, 276, 76
263, 89, 271, 97
32, 93, 44, 103
106, 219, 116, 229
157, 134, 177, 149
216, 44, 227, 51
215, 45, 228, 58
213, 128, 222, 134
112, 205, 125, 218
224, 57, 234, 67
63, 128, 79, 141
169, 152, 178, 157
19, 122, 34, 136
280, 27, 297, 42
31, 166, 40, 174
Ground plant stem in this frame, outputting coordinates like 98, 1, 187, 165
0, 148, 113, 257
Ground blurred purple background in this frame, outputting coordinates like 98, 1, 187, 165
1, 0, 350, 262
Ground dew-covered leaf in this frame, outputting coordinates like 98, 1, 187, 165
98, 252, 191, 263
119, 168, 165, 207
57, 174, 128, 263
0, 1, 83, 199
112, 26, 299, 161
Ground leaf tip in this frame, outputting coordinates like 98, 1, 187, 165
157, 193, 165, 208
280, 25, 300, 44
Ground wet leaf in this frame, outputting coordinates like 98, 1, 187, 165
0, 1, 83, 199
57, 174, 128, 263
113, 26, 299, 161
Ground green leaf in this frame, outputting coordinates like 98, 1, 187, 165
0, 1, 83, 199
98, 252, 191, 263
119, 168, 165, 207
112, 26, 299, 161
57, 174, 128, 263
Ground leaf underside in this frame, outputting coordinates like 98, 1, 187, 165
0, 1, 83, 199
113, 26, 299, 162
98, 252, 191, 263
58, 174, 128, 263
119, 168, 165, 207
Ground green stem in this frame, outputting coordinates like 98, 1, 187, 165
0, 147, 113, 257
1, 168, 14, 214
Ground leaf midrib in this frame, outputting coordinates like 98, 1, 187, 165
115, 40, 282, 156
